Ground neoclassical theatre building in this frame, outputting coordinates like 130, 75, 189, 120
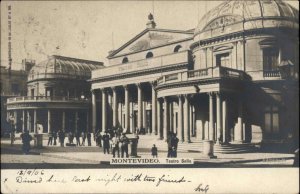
6, 55, 103, 135
90, 0, 299, 149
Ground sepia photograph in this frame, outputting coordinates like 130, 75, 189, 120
1, 0, 299, 193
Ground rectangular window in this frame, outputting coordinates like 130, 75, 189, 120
11, 83, 19, 95
31, 89, 35, 97
263, 48, 279, 71
264, 105, 280, 138
216, 53, 230, 67
45, 88, 53, 97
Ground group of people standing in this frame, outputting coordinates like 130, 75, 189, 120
47, 130, 92, 147
20, 130, 33, 154
95, 130, 131, 158
167, 132, 179, 158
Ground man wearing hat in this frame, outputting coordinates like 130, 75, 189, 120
120, 133, 129, 158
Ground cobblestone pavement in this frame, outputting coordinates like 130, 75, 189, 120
1, 138, 296, 168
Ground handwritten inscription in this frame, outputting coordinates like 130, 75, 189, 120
194, 184, 210, 193
2, 169, 210, 192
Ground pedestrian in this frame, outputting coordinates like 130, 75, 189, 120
151, 144, 158, 158
58, 129, 65, 147
87, 132, 92, 146
10, 126, 15, 146
293, 148, 299, 167
47, 131, 53, 146
170, 146, 177, 158
20, 130, 32, 154
53, 130, 57, 146
171, 133, 179, 157
167, 132, 173, 157
75, 131, 81, 146
68, 131, 74, 144
111, 134, 120, 158
96, 130, 102, 147
81, 131, 86, 146
102, 131, 110, 154
120, 133, 129, 158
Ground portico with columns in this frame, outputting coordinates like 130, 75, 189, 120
90, 4, 299, 152
89, 14, 251, 145
91, 78, 247, 144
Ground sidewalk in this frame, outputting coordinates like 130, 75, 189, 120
1, 138, 296, 168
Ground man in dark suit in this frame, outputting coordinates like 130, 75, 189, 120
120, 133, 129, 158
102, 131, 110, 154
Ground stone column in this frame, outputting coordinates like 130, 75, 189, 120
163, 97, 169, 141
62, 111, 66, 132
178, 95, 183, 142
33, 110, 37, 134
209, 93, 215, 141
75, 111, 78, 133
189, 103, 193, 137
112, 87, 118, 127
22, 110, 25, 132
143, 101, 147, 133
27, 111, 31, 132
183, 95, 191, 143
157, 99, 162, 139
173, 108, 177, 134
91, 90, 96, 134
216, 93, 222, 144
130, 102, 134, 133
48, 110, 51, 133
118, 102, 122, 127
170, 102, 174, 133
102, 89, 107, 132
14, 111, 18, 131
222, 98, 228, 143
137, 83, 143, 130
235, 100, 244, 143
124, 85, 130, 132
151, 84, 157, 135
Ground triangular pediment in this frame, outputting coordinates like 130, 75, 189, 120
108, 28, 193, 58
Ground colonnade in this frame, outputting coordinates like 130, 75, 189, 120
10, 109, 89, 134
92, 83, 245, 144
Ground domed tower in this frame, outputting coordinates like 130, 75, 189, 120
7, 55, 103, 135
189, 0, 299, 147
191, 0, 298, 76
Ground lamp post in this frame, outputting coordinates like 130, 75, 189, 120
9, 115, 15, 146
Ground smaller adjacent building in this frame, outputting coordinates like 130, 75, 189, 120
6, 55, 103, 136
1, 60, 35, 136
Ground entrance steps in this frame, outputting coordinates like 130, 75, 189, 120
138, 135, 259, 154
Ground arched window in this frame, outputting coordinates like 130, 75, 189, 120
146, 52, 154, 59
122, 57, 128, 64
174, 45, 182, 53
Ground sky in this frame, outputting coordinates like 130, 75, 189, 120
1, 0, 299, 70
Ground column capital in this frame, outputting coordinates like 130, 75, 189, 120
239, 39, 246, 44
163, 96, 169, 102
215, 91, 221, 97
177, 94, 183, 100
157, 97, 163, 103
111, 86, 117, 92
123, 85, 129, 90
150, 81, 157, 88
208, 92, 215, 97
183, 94, 190, 100
136, 83, 143, 88
100, 88, 108, 93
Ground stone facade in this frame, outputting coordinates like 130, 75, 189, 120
6, 55, 103, 135
90, 1, 299, 150
1, 59, 34, 136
